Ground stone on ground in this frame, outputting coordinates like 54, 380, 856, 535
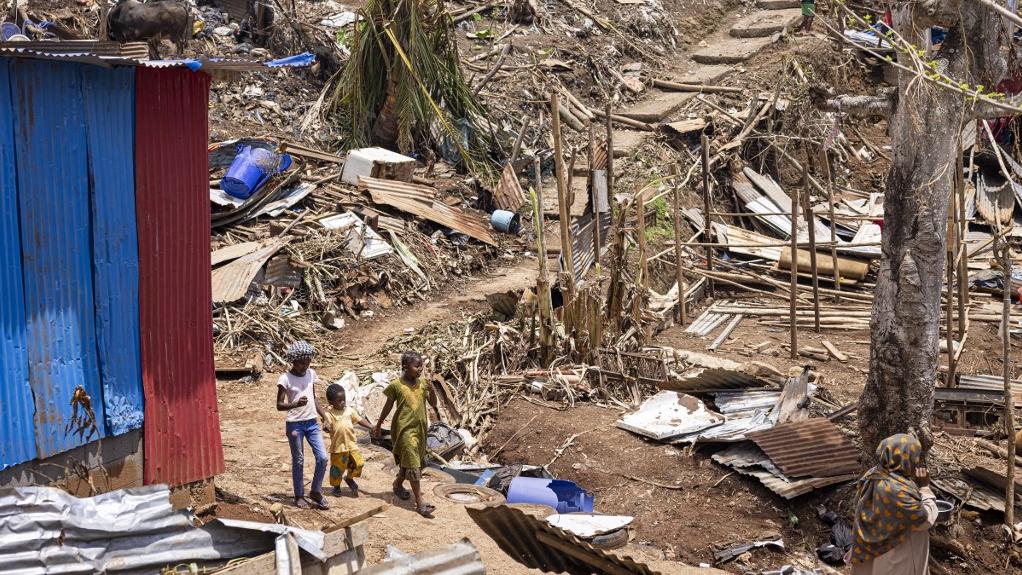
612, 129, 647, 158
674, 65, 734, 85
730, 9, 803, 38
692, 36, 774, 64
620, 92, 697, 123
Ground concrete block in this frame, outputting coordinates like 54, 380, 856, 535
730, 9, 803, 38
692, 36, 775, 65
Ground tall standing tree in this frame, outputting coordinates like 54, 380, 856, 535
829, 1, 1008, 455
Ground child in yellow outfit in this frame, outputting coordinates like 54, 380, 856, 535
323, 384, 373, 496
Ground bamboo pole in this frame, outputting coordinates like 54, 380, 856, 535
551, 92, 575, 299
606, 102, 614, 196
789, 177, 799, 359
532, 157, 554, 365
818, 145, 842, 292
701, 132, 714, 297
802, 158, 821, 333
671, 163, 687, 325
1002, 231, 1016, 527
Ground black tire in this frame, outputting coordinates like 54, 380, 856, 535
589, 528, 629, 550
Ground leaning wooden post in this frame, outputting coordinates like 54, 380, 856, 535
532, 157, 555, 365
1000, 228, 1016, 527
551, 92, 575, 299
606, 102, 615, 198
700, 132, 714, 297
818, 146, 841, 291
789, 178, 799, 359
955, 149, 969, 331
671, 163, 687, 325
636, 190, 649, 343
801, 157, 821, 333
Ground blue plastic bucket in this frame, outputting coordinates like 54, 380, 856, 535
1, 23, 22, 41
490, 209, 521, 234
506, 477, 594, 514
222, 146, 292, 200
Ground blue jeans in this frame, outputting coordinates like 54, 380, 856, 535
286, 419, 328, 498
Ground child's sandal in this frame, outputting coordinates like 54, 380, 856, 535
393, 486, 411, 500
308, 492, 330, 510
294, 497, 310, 509
416, 504, 435, 518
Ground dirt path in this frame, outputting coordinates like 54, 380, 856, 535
214, 258, 542, 571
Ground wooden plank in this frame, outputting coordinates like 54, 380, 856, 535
214, 552, 276, 574
326, 504, 389, 531
708, 314, 743, 351
211, 241, 263, 267
821, 340, 848, 362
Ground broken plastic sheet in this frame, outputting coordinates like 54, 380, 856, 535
616, 391, 725, 441
320, 212, 394, 260
0, 485, 329, 574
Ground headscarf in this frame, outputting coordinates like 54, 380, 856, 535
850, 433, 930, 563
284, 341, 316, 362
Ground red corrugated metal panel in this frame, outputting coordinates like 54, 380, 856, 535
135, 67, 223, 486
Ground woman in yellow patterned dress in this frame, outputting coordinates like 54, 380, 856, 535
373, 351, 443, 517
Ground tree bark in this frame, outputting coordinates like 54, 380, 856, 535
859, 3, 1004, 458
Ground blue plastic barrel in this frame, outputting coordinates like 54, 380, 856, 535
506, 477, 594, 514
490, 209, 521, 234
221, 146, 292, 200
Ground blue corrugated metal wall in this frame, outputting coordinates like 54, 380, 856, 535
0, 59, 37, 469
82, 66, 144, 437
11, 59, 107, 458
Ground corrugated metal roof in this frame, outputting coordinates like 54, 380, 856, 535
0, 41, 314, 72
82, 65, 145, 437
211, 238, 288, 303
136, 67, 224, 486
11, 58, 107, 458
467, 504, 664, 575
747, 418, 860, 478
0, 40, 150, 59
359, 539, 486, 575
0, 59, 36, 469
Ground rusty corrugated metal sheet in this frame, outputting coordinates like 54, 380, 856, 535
747, 418, 859, 478
494, 163, 526, 212
82, 65, 145, 437
135, 67, 224, 486
0, 40, 150, 59
359, 539, 485, 575
712, 443, 856, 499
467, 504, 664, 575
0, 58, 36, 469
11, 59, 107, 458
358, 176, 497, 245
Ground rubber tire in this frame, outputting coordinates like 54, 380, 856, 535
589, 528, 629, 550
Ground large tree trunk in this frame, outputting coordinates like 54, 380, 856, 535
859, 2, 1004, 457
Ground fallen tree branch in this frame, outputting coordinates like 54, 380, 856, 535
824, 90, 897, 117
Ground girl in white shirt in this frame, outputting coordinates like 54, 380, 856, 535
275, 341, 330, 510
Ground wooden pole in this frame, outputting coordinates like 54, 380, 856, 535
945, 189, 957, 384
1001, 231, 1016, 527
802, 158, 821, 333
818, 146, 842, 292
589, 122, 601, 272
551, 92, 575, 299
671, 163, 687, 325
636, 191, 649, 343
789, 177, 800, 359
533, 157, 554, 365
700, 132, 714, 297
956, 149, 969, 329
606, 102, 615, 199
